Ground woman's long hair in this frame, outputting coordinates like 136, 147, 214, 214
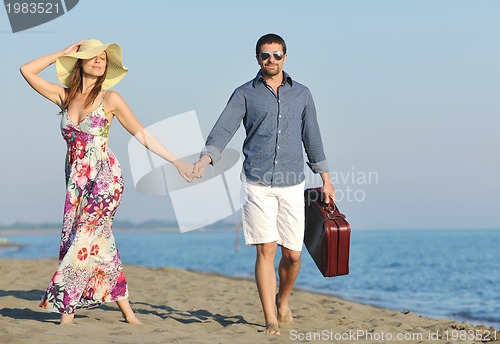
60, 57, 107, 113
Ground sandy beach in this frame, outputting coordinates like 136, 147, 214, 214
0, 258, 498, 344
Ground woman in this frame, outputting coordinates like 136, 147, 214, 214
20, 39, 194, 324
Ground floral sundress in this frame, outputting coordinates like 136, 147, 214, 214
40, 93, 128, 314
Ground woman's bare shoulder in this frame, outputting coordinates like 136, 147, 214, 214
104, 90, 129, 115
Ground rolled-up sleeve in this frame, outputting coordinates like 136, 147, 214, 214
202, 88, 246, 164
302, 90, 329, 174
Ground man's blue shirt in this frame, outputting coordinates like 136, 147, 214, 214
203, 71, 329, 187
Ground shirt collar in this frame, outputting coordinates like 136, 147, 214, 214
252, 70, 293, 87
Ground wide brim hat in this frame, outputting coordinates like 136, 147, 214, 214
56, 39, 128, 90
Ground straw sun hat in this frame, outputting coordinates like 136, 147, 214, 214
56, 39, 128, 90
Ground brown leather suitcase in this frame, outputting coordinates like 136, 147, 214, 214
304, 187, 351, 277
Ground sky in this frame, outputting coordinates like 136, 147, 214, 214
0, 0, 499, 230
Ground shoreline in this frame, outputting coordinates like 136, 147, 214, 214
0, 258, 498, 344
1, 256, 498, 330
1, 234, 499, 332
1, 228, 499, 333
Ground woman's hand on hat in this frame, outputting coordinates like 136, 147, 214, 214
61, 40, 87, 56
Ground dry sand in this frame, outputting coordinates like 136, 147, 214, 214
0, 258, 498, 344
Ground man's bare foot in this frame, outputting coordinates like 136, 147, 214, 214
276, 293, 293, 326
264, 323, 280, 335
123, 313, 143, 324
60, 313, 74, 325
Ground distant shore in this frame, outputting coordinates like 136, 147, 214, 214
0, 242, 25, 248
0, 227, 178, 236
0, 227, 236, 236
0, 258, 498, 344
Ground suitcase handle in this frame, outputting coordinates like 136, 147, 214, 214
322, 202, 345, 220
305, 187, 346, 220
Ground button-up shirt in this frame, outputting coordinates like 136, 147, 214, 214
202, 71, 329, 187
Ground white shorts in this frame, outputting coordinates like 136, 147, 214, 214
241, 180, 305, 252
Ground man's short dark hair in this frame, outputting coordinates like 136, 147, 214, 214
256, 33, 287, 55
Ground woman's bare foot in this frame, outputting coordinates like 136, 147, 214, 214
116, 299, 143, 324
60, 313, 74, 325
123, 313, 143, 324
264, 323, 280, 335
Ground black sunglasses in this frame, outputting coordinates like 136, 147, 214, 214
259, 51, 284, 61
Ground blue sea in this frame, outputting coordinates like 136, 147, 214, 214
1, 228, 498, 329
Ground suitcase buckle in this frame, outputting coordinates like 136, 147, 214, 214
322, 202, 336, 213
322, 202, 344, 220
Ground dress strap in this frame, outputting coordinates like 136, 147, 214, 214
101, 90, 107, 104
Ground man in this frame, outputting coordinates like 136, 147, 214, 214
194, 33, 335, 335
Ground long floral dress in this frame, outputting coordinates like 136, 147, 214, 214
40, 94, 128, 314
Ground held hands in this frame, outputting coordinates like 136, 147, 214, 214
192, 155, 211, 179
173, 160, 196, 183
174, 155, 211, 183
